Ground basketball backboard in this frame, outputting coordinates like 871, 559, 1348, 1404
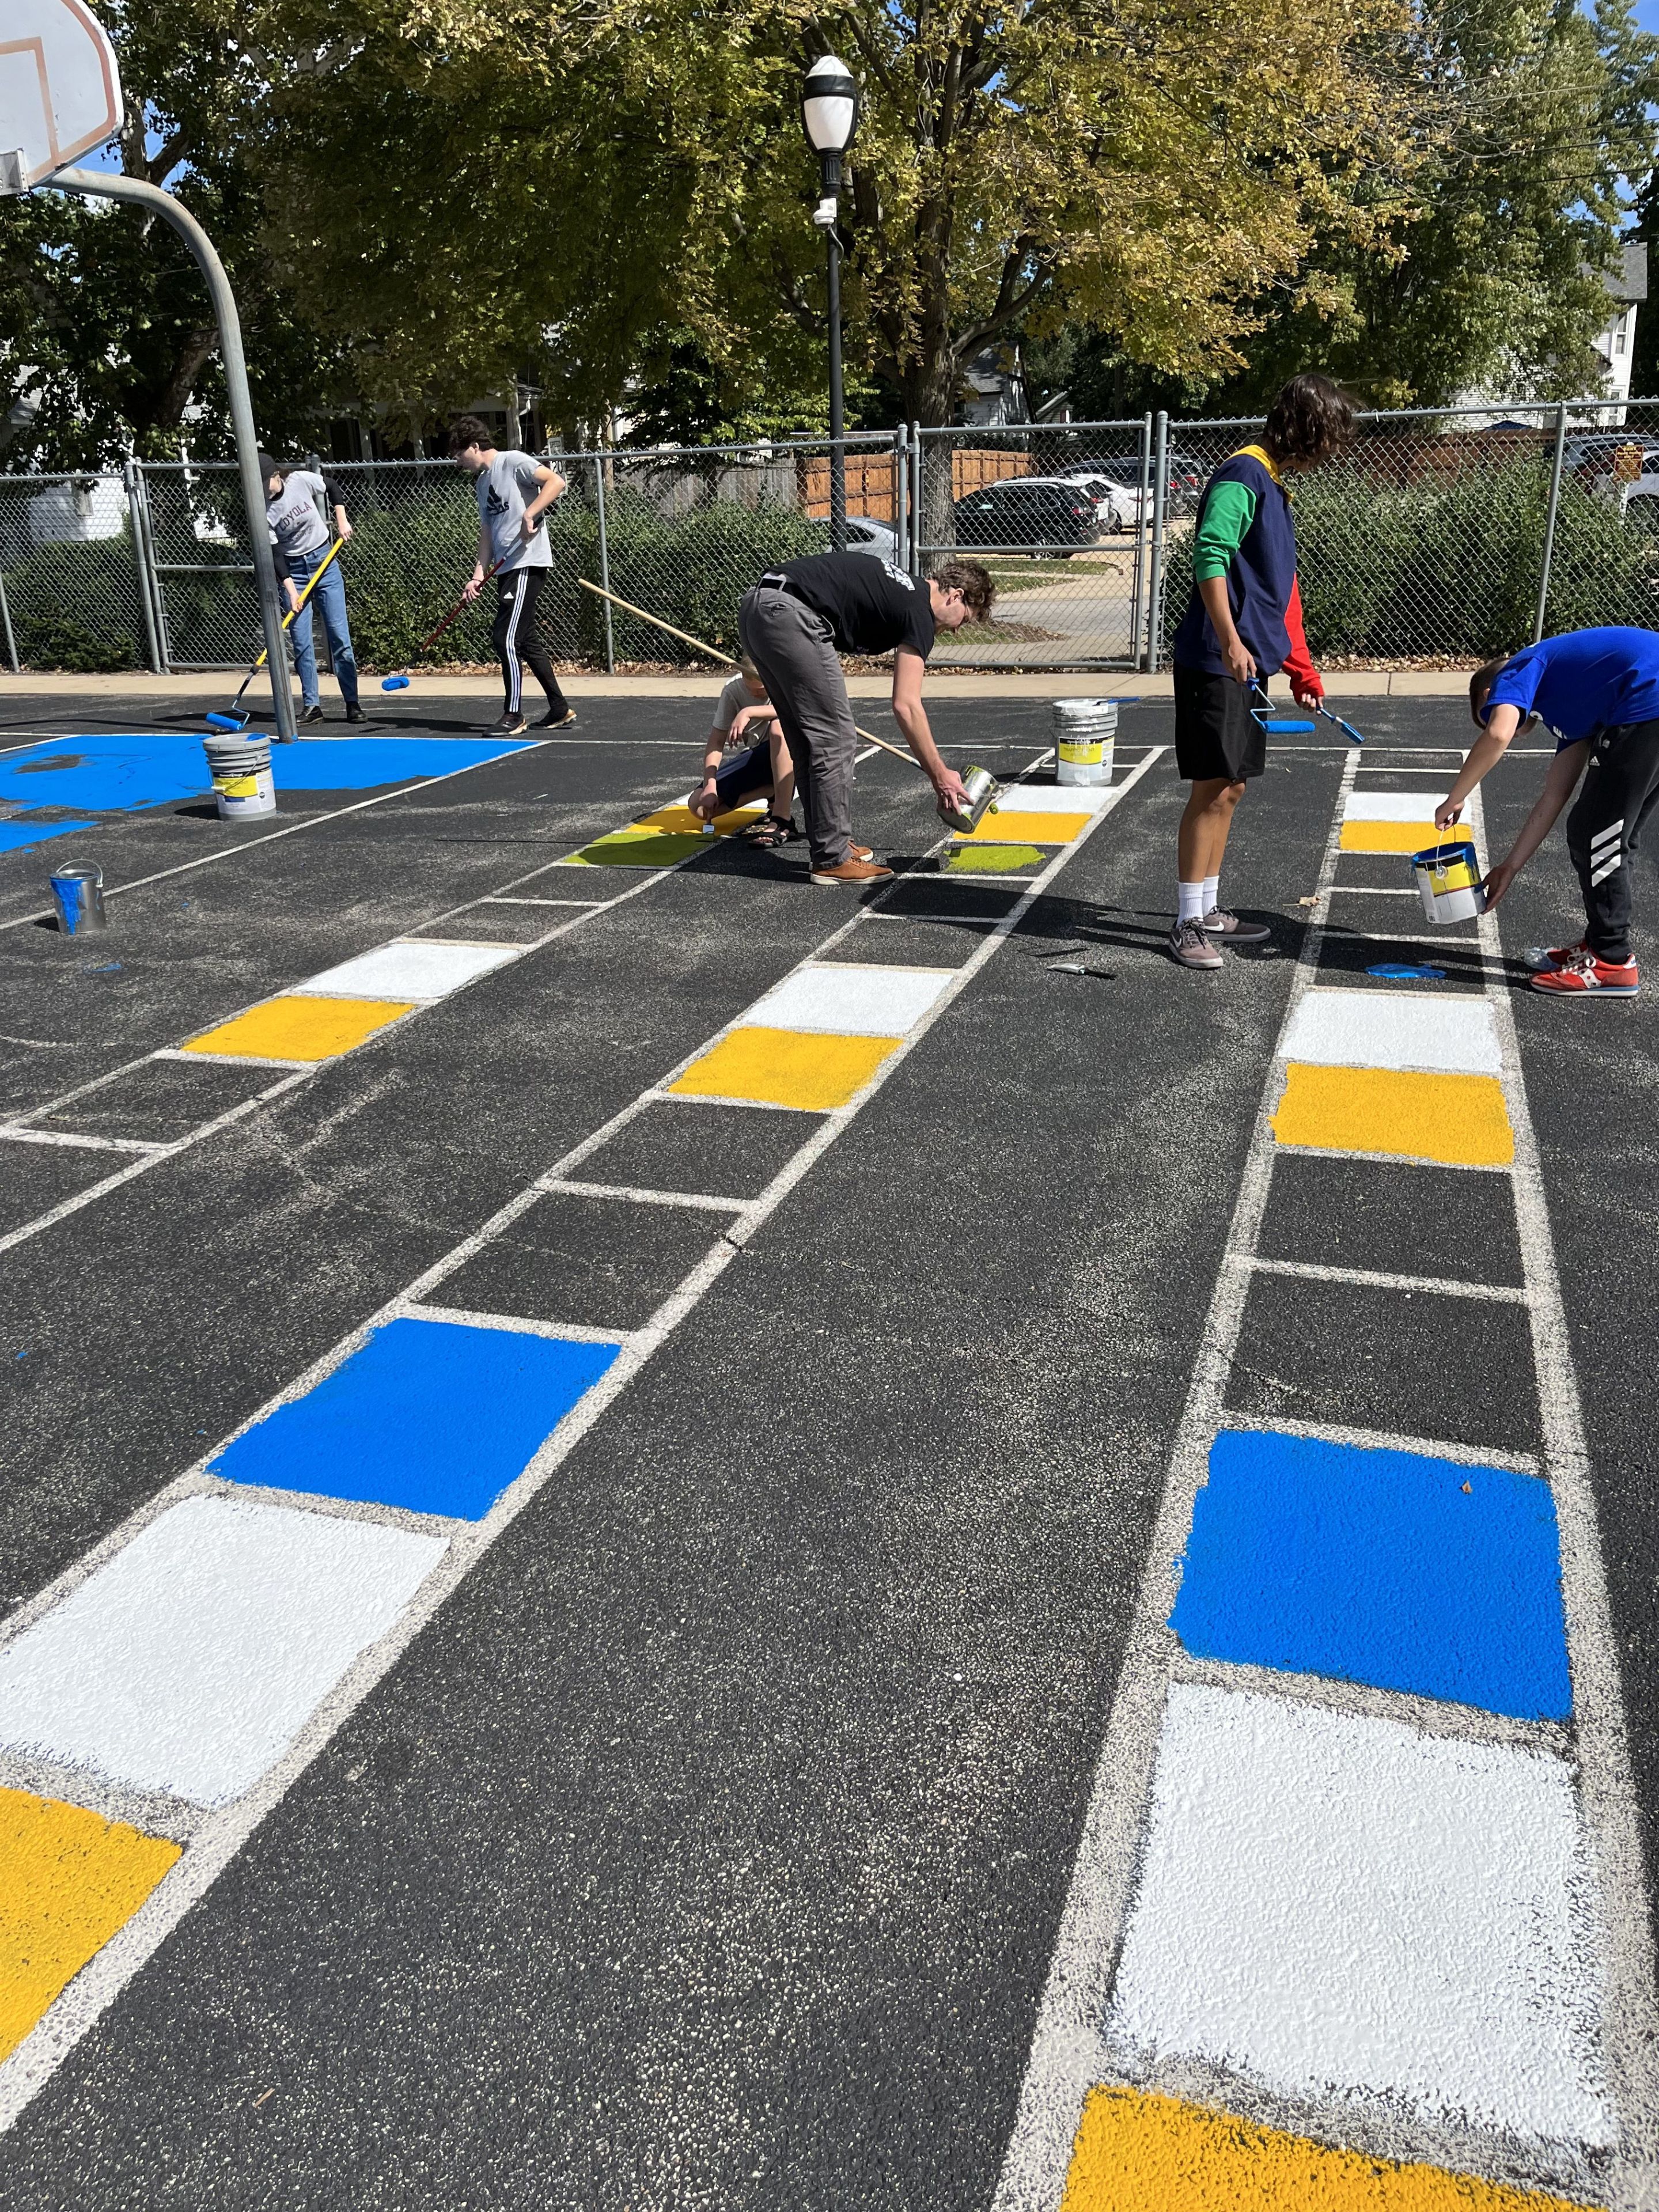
0, 0, 123, 195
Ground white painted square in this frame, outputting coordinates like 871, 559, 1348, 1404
743, 963, 955, 1036
293, 941, 520, 1001
0, 1497, 446, 1806
1005, 785, 1115, 813
1343, 791, 1453, 822
1281, 987, 1501, 1074
1108, 1684, 1611, 2147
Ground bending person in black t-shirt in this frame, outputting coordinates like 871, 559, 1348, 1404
737, 553, 994, 885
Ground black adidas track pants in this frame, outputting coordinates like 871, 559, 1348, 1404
1566, 716, 1659, 963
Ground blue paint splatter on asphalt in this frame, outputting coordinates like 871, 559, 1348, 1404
1368, 962, 1446, 980
209, 1316, 618, 1521
0, 819, 98, 855
1170, 1427, 1571, 1721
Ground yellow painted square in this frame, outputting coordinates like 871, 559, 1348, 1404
182, 994, 416, 1062
668, 1025, 899, 1109
1340, 820, 1441, 853
0, 1786, 180, 2063
1271, 1061, 1513, 1166
956, 808, 1083, 844
637, 804, 764, 835
1062, 2084, 1580, 2210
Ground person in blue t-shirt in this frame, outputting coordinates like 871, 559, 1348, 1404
1435, 625, 1659, 998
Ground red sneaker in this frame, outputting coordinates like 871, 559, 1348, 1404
1523, 938, 1588, 974
1530, 948, 1639, 998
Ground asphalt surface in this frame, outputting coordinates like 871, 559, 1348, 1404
0, 690, 1652, 2207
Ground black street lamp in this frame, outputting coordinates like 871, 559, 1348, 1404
801, 55, 859, 551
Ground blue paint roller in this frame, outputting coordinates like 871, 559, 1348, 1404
380, 552, 508, 691
205, 536, 345, 733
1249, 680, 1313, 734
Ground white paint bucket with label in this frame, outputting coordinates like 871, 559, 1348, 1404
1411, 838, 1485, 923
1053, 698, 1117, 786
203, 735, 276, 823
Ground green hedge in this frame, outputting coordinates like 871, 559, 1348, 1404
1160, 459, 1659, 662
3, 533, 145, 673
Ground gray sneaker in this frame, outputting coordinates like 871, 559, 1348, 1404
1200, 907, 1270, 942
1169, 918, 1224, 969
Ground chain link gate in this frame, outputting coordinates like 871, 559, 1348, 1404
2, 402, 1656, 680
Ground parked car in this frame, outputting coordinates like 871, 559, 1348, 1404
1049, 469, 1143, 531
1057, 450, 1205, 516
809, 516, 903, 562
952, 477, 1101, 554
1566, 434, 1659, 488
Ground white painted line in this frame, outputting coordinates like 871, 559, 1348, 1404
0, 1496, 446, 1808
741, 961, 956, 1037
1325, 885, 1423, 897
0, 1127, 161, 1156
393, 1301, 632, 1349
291, 940, 520, 1002
539, 1179, 744, 1213
0, 744, 1166, 2128
1107, 1681, 1612, 2149
1269, 1138, 1510, 1176
984, 785, 1118, 813
1236, 1253, 1529, 1304
1342, 791, 1456, 823
480, 896, 601, 907
150, 1047, 312, 1070
639, 1088, 820, 1115
1280, 987, 1502, 1075
1228, 1414, 1540, 1476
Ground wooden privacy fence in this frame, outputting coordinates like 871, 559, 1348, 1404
797, 446, 1033, 520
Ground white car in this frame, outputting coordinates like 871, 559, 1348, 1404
813, 516, 902, 561
1050, 469, 1145, 532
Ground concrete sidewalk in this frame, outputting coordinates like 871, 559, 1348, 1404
0, 668, 1475, 706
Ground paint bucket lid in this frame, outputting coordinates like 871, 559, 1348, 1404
204, 737, 272, 768
1054, 696, 1118, 725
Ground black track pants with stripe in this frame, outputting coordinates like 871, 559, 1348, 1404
493, 567, 567, 718
1566, 715, 1659, 962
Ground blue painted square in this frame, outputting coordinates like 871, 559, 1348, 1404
1169, 1428, 1571, 1720
210, 1316, 618, 1520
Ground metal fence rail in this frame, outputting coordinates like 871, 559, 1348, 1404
1, 402, 1654, 677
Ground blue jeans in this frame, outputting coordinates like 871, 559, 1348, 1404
287, 545, 358, 707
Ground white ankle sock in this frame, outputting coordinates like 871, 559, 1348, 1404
1202, 874, 1219, 914
1178, 881, 1206, 924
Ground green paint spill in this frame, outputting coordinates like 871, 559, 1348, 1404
945, 843, 1046, 873
565, 830, 713, 867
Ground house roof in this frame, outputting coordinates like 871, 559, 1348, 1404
1607, 240, 1647, 304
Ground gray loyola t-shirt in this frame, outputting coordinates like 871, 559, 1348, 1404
476, 450, 554, 573
266, 469, 335, 562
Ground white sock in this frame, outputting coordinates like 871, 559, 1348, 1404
1178, 880, 1206, 924
1202, 874, 1219, 915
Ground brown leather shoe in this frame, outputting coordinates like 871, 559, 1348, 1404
810, 855, 894, 887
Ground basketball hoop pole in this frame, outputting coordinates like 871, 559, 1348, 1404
47, 169, 298, 743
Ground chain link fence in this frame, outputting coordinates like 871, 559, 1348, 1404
2, 404, 1656, 677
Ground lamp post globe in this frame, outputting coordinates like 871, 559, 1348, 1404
802, 56, 859, 551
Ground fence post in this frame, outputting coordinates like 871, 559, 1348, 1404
1534, 401, 1568, 646
123, 461, 162, 675
1130, 411, 1152, 671
0, 570, 17, 673
908, 423, 922, 576
129, 461, 171, 674
591, 450, 616, 673
1146, 411, 1170, 672
893, 424, 909, 574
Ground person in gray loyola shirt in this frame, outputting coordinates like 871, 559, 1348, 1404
449, 415, 575, 736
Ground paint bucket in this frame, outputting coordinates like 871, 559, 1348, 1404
49, 862, 107, 935
1053, 697, 1117, 786
1410, 838, 1485, 923
938, 764, 1002, 834
203, 734, 276, 823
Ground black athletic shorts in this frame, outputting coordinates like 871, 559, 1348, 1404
714, 740, 775, 809
1173, 663, 1266, 783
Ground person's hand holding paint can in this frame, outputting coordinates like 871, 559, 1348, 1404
690, 778, 721, 822
934, 765, 968, 812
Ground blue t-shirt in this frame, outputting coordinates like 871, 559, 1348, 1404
1484, 627, 1659, 748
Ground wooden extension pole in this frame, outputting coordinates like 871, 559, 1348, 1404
577, 577, 919, 770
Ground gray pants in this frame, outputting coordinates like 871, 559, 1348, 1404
737, 586, 855, 868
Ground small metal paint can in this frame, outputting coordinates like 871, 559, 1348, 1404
50, 862, 107, 935
938, 764, 1001, 834
1410, 838, 1484, 924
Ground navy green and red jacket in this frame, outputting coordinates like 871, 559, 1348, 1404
1171, 444, 1319, 694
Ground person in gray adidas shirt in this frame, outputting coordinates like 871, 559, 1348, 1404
260, 454, 363, 725
449, 415, 574, 736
